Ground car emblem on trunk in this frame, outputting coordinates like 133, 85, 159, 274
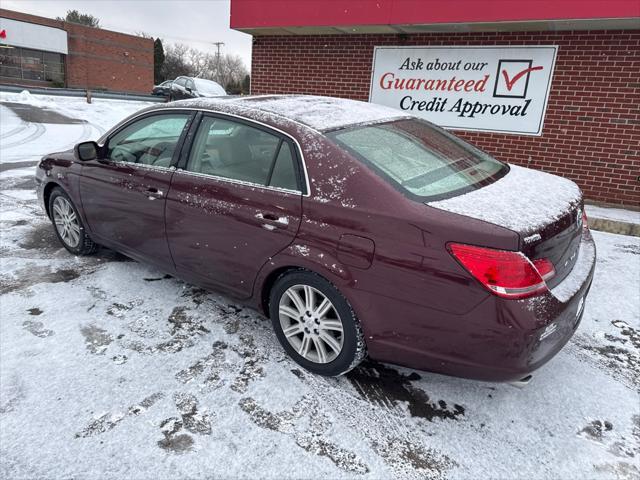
524, 233, 541, 244
564, 248, 578, 268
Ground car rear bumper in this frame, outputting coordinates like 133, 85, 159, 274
365, 229, 597, 382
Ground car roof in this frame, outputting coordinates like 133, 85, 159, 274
159, 95, 412, 132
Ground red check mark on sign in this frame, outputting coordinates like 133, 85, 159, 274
501, 65, 543, 91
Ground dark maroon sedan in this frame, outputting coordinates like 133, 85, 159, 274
35, 95, 596, 383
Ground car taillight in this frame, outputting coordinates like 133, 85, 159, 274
448, 243, 553, 299
532, 258, 556, 281
582, 210, 588, 230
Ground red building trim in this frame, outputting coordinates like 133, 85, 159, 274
231, 0, 640, 31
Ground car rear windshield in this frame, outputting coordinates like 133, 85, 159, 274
327, 119, 508, 202
194, 78, 226, 96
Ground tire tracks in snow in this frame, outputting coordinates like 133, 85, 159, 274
287, 366, 460, 479
1, 122, 46, 150
1, 120, 103, 157
61, 122, 93, 151
0, 122, 29, 140
53, 121, 105, 151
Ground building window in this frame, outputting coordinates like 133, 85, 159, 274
0, 47, 65, 84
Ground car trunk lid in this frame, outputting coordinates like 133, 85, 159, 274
522, 205, 584, 287
428, 164, 583, 286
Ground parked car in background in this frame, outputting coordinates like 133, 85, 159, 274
169, 76, 226, 101
34, 95, 596, 384
152, 80, 173, 97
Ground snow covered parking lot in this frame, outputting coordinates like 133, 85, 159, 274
0, 94, 639, 480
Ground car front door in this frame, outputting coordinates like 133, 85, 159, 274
165, 113, 304, 298
79, 111, 194, 268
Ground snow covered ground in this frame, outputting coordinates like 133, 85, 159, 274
0, 94, 639, 480
0, 91, 150, 168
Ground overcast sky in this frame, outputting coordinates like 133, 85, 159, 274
3, 0, 253, 67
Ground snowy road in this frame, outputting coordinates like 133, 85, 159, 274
0, 91, 149, 172
0, 95, 639, 480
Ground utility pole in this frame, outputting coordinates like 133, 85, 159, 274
212, 42, 225, 83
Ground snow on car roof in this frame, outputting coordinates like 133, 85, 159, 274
166, 95, 412, 132
239, 95, 412, 131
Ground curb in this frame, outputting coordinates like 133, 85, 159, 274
589, 218, 640, 237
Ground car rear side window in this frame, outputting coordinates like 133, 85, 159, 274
106, 114, 190, 168
327, 119, 507, 201
268, 143, 297, 190
185, 116, 299, 191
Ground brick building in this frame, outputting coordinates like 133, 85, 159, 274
0, 9, 153, 94
231, 0, 639, 207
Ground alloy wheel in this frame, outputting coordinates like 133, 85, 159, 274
278, 284, 345, 364
52, 196, 81, 248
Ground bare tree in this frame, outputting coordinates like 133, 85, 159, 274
161, 43, 192, 80
215, 54, 248, 91
186, 48, 215, 79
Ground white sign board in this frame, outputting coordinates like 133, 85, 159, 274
369, 46, 557, 136
0, 17, 68, 54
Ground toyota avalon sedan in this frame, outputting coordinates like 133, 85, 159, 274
35, 95, 596, 383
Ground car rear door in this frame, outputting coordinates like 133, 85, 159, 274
165, 113, 304, 298
79, 111, 194, 269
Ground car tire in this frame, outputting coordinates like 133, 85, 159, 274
49, 187, 98, 255
269, 270, 367, 376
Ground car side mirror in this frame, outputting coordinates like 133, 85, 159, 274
75, 141, 99, 161
186, 86, 192, 93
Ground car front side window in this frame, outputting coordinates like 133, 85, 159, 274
184, 116, 299, 191
106, 114, 190, 168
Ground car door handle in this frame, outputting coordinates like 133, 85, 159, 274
145, 187, 164, 200
256, 212, 289, 229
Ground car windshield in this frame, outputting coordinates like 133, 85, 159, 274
327, 118, 507, 201
193, 78, 226, 96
